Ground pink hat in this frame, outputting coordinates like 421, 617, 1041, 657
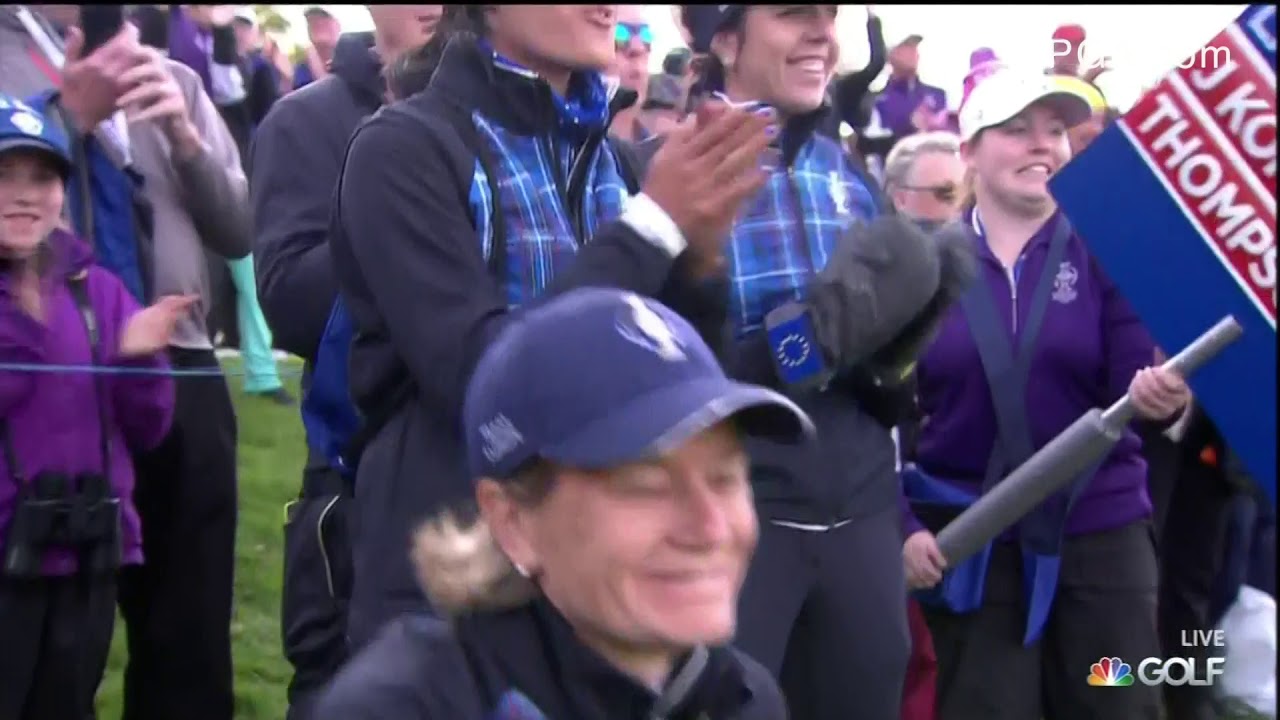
961, 60, 1006, 110
970, 47, 998, 69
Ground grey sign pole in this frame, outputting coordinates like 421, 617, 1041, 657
935, 315, 1245, 565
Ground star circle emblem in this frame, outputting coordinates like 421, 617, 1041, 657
776, 333, 811, 368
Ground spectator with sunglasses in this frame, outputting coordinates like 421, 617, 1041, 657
883, 131, 964, 230
328, 3, 774, 653
607, 5, 655, 142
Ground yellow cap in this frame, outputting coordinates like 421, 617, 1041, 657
1050, 74, 1107, 111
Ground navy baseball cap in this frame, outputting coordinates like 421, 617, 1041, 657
681, 5, 744, 53
464, 288, 814, 480
0, 94, 71, 178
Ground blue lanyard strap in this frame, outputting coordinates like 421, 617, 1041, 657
0, 361, 304, 378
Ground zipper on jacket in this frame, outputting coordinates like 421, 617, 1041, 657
544, 126, 607, 247
542, 132, 600, 247
543, 134, 573, 231
536, 86, 576, 244
786, 166, 840, 524
974, 207, 1021, 334
566, 129, 608, 243
564, 90, 632, 245
1007, 265, 1018, 333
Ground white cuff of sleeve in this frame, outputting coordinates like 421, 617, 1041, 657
209, 63, 247, 105
620, 192, 687, 258
1163, 398, 1196, 443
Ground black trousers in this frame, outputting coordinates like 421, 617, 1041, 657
205, 252, 239, 348
1138, 423, 1181, 538
924, 521, 1161, 720
735, 504, 911, 720
281, 467, 354, 720
1158, 453, 1236, 720
118, 348, 238, 720
0, 575, 116, 720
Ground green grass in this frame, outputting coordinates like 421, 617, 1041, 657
95, 360, 304, 719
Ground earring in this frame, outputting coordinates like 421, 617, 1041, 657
514, 563, 531, 578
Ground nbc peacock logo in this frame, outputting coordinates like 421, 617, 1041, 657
1088, 657, 1135, 686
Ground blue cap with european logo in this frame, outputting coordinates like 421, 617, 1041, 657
464, 287, 815, 480
0, 93, 72, 178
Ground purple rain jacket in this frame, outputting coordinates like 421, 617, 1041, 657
0, 229, 174, 574
874, 75, 949, 137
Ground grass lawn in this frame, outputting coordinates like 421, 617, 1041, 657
95, 359, 303, 719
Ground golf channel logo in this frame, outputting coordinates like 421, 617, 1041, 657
1089, 655, 1225, 687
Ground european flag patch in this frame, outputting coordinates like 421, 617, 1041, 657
766, 306, 828, 388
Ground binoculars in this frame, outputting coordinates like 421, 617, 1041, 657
3, 472, 122, 577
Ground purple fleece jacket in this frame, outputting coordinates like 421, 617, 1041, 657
0, 230, 174, 575
902, 211, 1157, 539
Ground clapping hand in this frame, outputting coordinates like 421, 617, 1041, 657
119, 295, 198, 358
641, 101, 774, 276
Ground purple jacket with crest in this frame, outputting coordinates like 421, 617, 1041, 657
903, 212, 1158, 538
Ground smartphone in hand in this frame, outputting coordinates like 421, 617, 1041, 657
80, 5, 125, 55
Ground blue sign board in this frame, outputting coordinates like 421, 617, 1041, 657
1051, 5, 1276, 500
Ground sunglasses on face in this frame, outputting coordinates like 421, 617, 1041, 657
615, 22, 653, 49
901, 182, 959, 204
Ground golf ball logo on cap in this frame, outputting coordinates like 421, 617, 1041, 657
9, 110, 43, 136
616, 293, 687, 363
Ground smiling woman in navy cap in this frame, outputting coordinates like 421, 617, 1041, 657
327, 2, 774, 656
313, 287, 811, 720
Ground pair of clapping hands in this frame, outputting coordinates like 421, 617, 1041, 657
639, 100, 778, 276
